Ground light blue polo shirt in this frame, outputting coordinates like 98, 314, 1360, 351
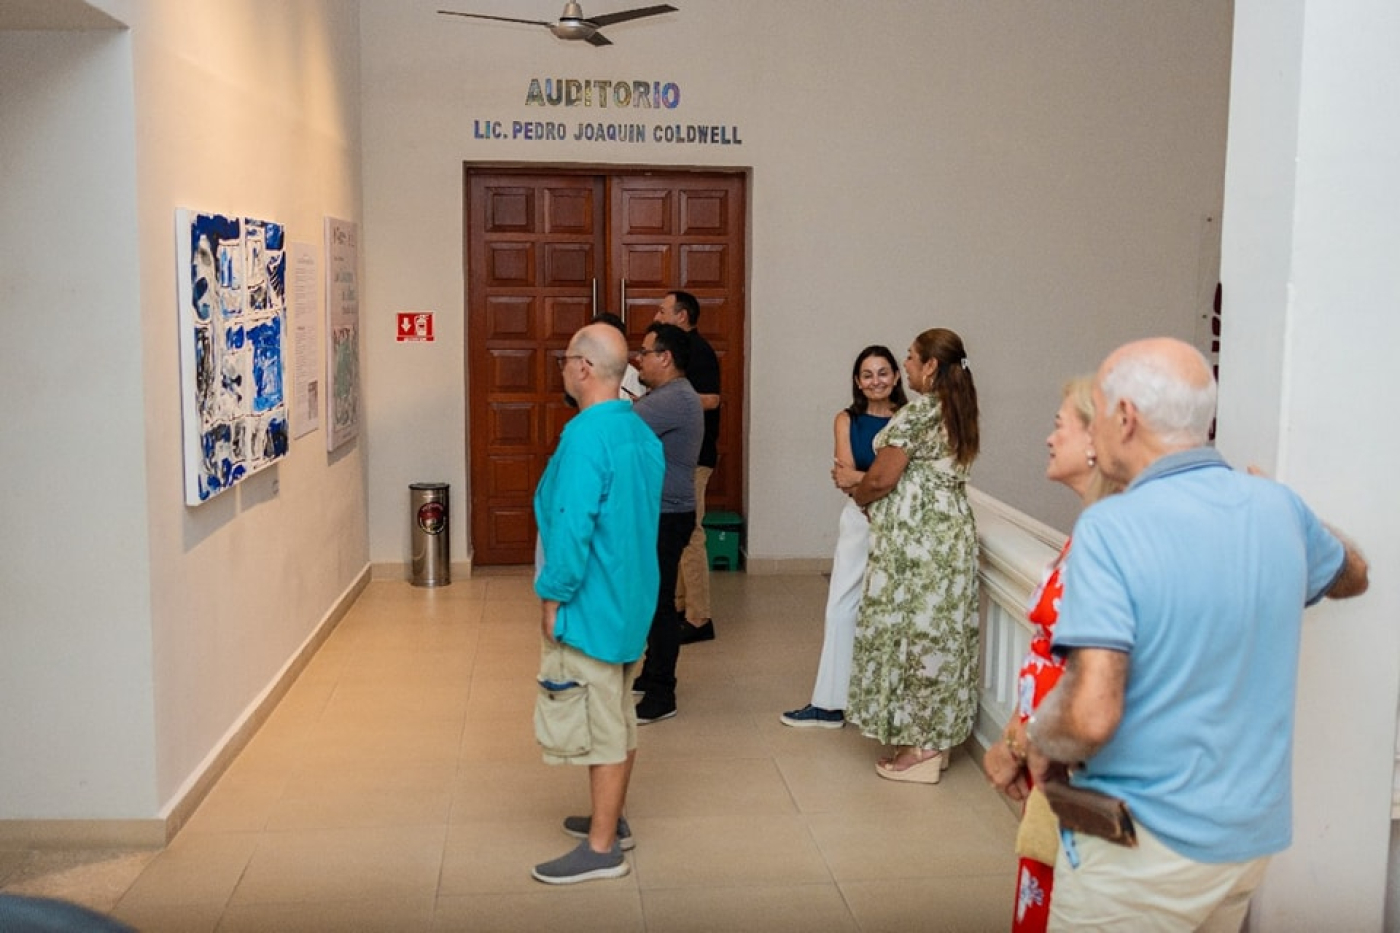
534, 400, 663, 664
1053, 448, 1344, 863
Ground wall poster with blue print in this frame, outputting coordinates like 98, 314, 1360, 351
176, 209, 290, 505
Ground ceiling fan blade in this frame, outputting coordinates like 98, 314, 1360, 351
437, 10, 553, 28
585, 31, 614, 46
585, 4, 678, 28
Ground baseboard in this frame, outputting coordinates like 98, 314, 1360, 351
371, 559, 474, 582
742, 557, 832, 575
0, 819, 167, 850
159, 564, 372, 842
0, 565, 372, 851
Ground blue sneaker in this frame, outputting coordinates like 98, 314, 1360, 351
780, 705, 845, 729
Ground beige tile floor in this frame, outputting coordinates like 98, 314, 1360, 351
1, 570, 1019, 932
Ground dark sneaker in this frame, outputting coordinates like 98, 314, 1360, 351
562, 814, 635, 851
780, 705, 845, 729
631, 677, 653, 697
678, 620, 715, 644
635, 694, 677, 724
531, 839, 629, 884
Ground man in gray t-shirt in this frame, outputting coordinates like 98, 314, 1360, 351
629, 323, 703, 723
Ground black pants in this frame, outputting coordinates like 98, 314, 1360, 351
637, 510, 695, 704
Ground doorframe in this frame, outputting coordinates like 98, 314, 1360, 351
461, 161, 753, 566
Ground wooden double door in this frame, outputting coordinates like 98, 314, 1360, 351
466, 168, 746, 565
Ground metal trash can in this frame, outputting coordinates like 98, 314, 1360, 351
409, 482, 450, 587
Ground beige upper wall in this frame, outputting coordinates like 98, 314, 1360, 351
359, 0, 1233, 566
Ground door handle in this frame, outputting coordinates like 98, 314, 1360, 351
619, 279, 627, 326
591, 278, 597, 318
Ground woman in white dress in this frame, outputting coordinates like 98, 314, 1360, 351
781, 345, 907, 728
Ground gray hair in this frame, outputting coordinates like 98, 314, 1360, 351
1101, 345, 1217, 446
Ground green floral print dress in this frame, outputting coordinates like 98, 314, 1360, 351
846, 392, 979, 750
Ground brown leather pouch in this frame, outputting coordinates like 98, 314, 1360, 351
1041, 779, 1138, 847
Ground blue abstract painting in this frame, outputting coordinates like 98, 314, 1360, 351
177, 210, 290, 504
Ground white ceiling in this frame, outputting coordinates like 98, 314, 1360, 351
0, 0, 122, 30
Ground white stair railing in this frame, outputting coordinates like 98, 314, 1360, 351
971, 487, 1067, 752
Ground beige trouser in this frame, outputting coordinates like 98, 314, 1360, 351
1049, 820, 1270, 933
674, 465, 712, 623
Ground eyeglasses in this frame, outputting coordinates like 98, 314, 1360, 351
556, 354, 590, 370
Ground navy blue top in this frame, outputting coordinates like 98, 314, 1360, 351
849, 412, 892, 470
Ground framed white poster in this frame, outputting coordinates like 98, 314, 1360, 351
325, 217, 360, 452
289, 241, 321, 439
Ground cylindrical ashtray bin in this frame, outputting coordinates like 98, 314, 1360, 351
409, 482, 450, 587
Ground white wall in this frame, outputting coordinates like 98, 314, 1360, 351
358, 0, 1234, 566
124, 0, 368, 812
1219, 1, 1400, 927
0, 0, 368, 822
0, 26, 157, 818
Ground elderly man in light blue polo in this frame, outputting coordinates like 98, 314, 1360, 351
1027, 337, 1369, 931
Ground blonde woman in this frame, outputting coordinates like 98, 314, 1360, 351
982, 375, 1122, 931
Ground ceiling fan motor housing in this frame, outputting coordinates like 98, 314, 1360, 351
552, 2, 595, 40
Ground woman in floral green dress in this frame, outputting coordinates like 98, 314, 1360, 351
847, 327, 980, 784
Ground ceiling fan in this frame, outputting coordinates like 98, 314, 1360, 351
438, 2, 678, 47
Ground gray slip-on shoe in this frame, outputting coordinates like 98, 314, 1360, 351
531, 840, 629, 885
562, 814, 635, 851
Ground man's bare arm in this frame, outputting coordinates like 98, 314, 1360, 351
1326, 528, 1369, 599
1026, 647, 1128, 781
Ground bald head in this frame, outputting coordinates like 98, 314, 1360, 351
565, 323, 628, 408
1105, 338, 1213, 389
1098, 337, 1217, 450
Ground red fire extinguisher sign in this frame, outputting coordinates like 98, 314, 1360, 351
397, 312, 434, 342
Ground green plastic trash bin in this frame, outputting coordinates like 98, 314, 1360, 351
703, 511, 743, 571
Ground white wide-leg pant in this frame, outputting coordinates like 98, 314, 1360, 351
810, 499, 872, 711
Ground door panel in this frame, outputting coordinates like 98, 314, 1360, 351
610, 174, 745, 516
468, 169, 745, 565
680, 244, 728, 287
468, 173, 604, 565
619, 245, 672, 290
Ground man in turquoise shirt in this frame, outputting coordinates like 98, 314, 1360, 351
1027, 338, 1369, 930
532, 323, 663, 884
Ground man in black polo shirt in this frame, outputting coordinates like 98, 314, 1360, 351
653, 290, 720, 643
